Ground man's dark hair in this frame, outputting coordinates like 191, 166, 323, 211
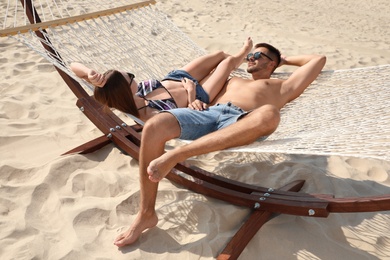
254, 43, 281, 71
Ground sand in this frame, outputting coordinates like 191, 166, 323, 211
0, 0, 389, 259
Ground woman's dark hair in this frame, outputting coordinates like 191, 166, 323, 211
93, 70, 139, 117
254, 43, 281, 72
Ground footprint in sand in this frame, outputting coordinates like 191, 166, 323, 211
0, 197, 16, 216
25, 183, 63, 231
2, 101, 29, 119
73, 208, 111, 243
367, 167, 388, 182
72, 172, 114, 197
37, 63, 55, 72
346, 157, 389, 182
15, 61, 35, 70
115, 191, 141, 216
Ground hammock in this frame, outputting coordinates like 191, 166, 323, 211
2, 1, 390, 258
1, 0, 389, 162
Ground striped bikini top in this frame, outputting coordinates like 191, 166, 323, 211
135, 79, 178, 111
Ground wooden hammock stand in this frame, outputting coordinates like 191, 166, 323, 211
20, 0, 390, 259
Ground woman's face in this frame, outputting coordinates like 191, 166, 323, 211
120, 71, 138, 94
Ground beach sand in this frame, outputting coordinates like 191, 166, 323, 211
1, 0, 389, 259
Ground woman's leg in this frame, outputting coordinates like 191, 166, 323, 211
201, 37, 253, 102
182, 37, 252, 84
179, 51, 229, 81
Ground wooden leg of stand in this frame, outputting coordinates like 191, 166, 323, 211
62, 135, 111, 155
217, 210, 272, 260
217, 180, 304, 259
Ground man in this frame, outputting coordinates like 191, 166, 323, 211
114, 40, 326, 247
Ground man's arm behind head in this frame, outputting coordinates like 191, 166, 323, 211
280, 55, 327, 103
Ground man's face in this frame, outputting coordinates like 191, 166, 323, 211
246, 47, 273, 74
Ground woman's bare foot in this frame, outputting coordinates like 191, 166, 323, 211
114, 211, 158, 247
147, 152, 179, 182
232, 37, 253, 69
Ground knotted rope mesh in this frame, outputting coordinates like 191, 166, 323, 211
1, 0, 389, 161
233, 66, 390, 161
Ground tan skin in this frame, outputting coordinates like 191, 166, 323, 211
113, 45, 326, 247
147, 51, 326, 180
91, 71, 203, 120
70, 37, 254, 122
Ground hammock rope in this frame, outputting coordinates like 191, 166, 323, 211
1, 0, 389, 161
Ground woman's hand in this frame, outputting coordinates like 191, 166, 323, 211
182, 78, 208, 110
88, 70, 107, 87
182, 77, 195, 92
70, 62, 107, 87
181, 77, 196, 105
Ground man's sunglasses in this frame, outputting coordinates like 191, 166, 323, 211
246, 52, 273, 61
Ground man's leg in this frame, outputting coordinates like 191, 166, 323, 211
148, 104, 280, 182
114, 112, 181, 247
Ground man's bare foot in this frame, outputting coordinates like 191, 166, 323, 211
147, 152, 179, 182
232, 37, 253, 69
114, 212, 158, 247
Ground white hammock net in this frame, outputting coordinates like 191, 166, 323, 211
1, 0, 389, 161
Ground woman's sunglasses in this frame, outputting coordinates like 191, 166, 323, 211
127, 72, 135, 86
246, 52, 273, 61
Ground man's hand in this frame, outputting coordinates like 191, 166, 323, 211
278, 55, 287, 67
188, 99, 208, 110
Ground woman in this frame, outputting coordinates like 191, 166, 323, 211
70, 37, 253, 122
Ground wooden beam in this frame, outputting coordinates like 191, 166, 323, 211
1, 0, 156, 37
